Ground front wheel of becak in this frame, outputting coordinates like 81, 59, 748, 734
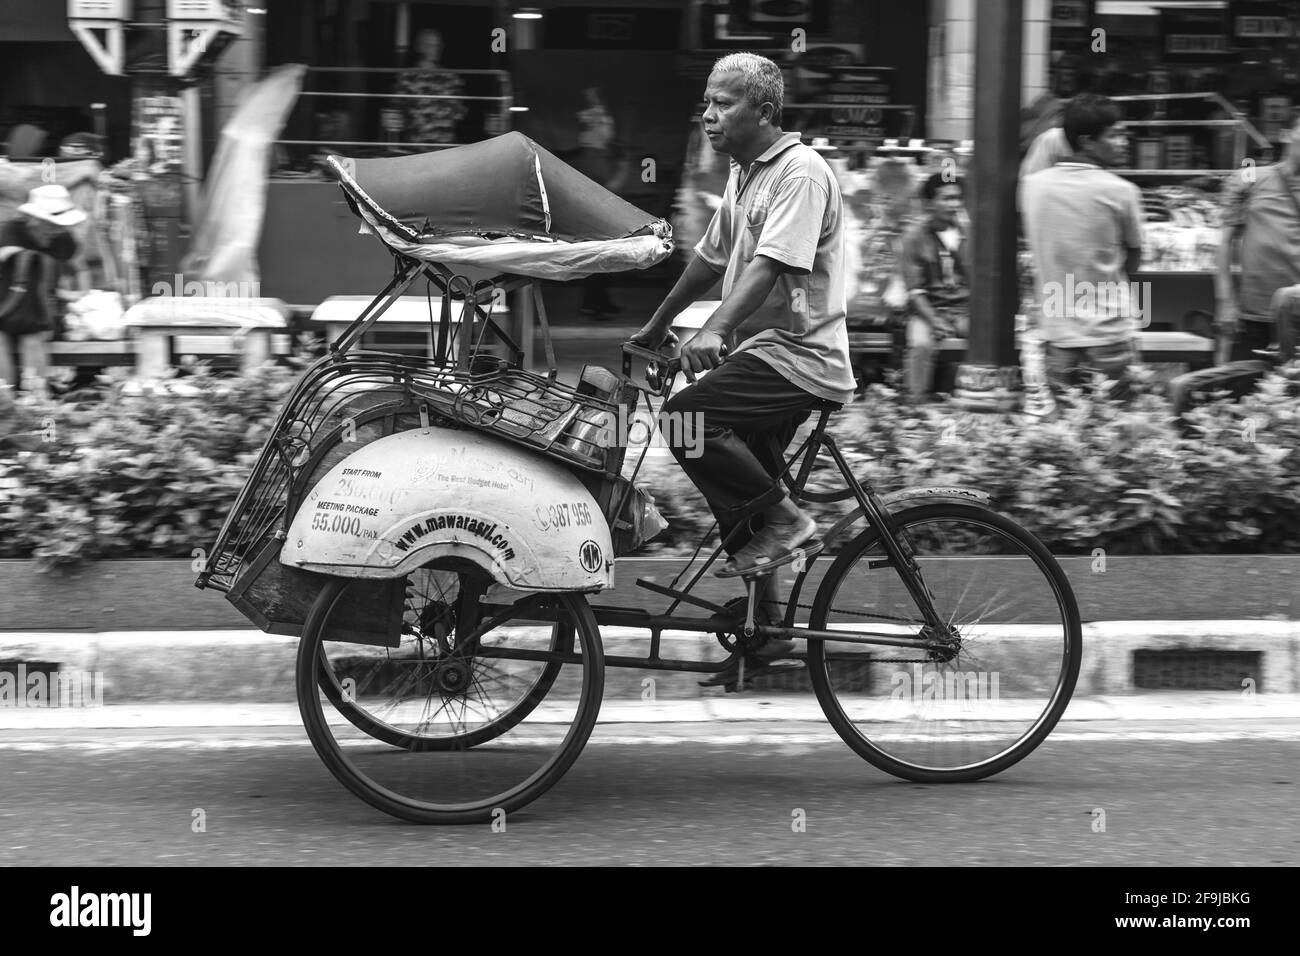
297, 573, 605, 824
808, 503, 1081, 783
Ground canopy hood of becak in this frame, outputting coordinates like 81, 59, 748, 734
324, 131, 665, 243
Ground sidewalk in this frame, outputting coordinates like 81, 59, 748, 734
3, 694, 1300, 755
2, 622, 1296, 717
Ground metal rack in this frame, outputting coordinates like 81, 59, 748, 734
1110, 91, 1274, 177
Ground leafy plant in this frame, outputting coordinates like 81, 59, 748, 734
0, 366, 295, 569
3, 361, 1299, 569
636, 363, 1300, 556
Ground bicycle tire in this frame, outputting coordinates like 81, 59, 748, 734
297, 575, 604, 824
808, 502, 1081, 783
316, 567, 563, 751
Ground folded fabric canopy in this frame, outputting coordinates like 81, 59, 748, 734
325, 131, 668, 244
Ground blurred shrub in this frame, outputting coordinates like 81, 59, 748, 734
639, 363, 1300, 556
2, 362, 1299, 569
0, 367, 295, 569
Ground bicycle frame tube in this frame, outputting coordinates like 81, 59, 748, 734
735, 407, 948, 633
814, 434, 948, 631
473, 601, 947, 674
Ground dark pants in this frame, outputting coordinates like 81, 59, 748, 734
1274, 287, 1300, 362
1232, 291, 1300, 363
1044, 338, 1138, 402
1230, 317, 1274, 363
662, 352, 822, 555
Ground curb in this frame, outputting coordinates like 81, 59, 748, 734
1, 621, 1296, 704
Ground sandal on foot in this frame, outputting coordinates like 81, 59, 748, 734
717, 513, 819, 579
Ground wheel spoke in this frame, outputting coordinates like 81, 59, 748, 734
809, 504, 1080, 782
300, 571, 603, 822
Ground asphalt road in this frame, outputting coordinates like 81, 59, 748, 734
2, 719, 1297, 866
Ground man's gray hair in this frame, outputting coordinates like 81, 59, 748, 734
712, 52, 784, 126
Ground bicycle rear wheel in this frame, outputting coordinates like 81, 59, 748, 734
297, 573, 604, 824
317, 567, 563, 750
808, 502, 1081, 782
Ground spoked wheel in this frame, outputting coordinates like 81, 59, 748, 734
297, 567, 604, 824
808, 503, 1081, 782
316, 567, 563, 750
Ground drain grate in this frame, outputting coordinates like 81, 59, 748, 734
1133, 650, 1261, 691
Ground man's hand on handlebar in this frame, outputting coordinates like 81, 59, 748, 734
678, 329, 727, 382
628, 323, 678, 353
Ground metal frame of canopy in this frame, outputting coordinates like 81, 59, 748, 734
326, 189, 566, 378
326, 252, 565, 377
321, 134, 671, 377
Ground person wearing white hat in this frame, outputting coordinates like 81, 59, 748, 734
0, 185, 87, 389
16, 183, 88, 227
5, 184, 85, 258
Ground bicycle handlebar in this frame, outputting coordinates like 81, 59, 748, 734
620, 341, 681, 396
620, 341, 681, 371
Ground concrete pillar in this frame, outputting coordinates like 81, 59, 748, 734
954, 0, 1023, 412
928, 0, 1053, 138
927, 0, 975, 142
1022, 0, 1052, 107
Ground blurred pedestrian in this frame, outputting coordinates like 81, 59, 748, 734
1020, 126, 1071, 180
1020, 90, 1063, 160
1020, 93, 1144, 401
900, 172, 968, 403
58, 131, 105, 162
390, 29, 467, 146
0, 185, 85, 390
1020, 80, 1097, 192
1215, 108, 1300, 364
572, 87, 625, 320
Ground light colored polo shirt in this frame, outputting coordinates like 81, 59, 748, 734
693, 131, 856, 404
1220, 163, 1300, 322
1020, 161, 1145, 349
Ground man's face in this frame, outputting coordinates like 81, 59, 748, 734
701, 70, 768, 160
928, 184, 963, 225
1082, 122, 1128, 168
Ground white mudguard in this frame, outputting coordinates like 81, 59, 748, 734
282, 428, 613, 591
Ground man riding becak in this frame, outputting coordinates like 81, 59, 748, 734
631, 52, 856, 687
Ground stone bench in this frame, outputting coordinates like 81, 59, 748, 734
45, 339, 137, 370
123, 296, 292, 378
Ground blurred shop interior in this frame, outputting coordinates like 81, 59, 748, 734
0, 1, 1297, 382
